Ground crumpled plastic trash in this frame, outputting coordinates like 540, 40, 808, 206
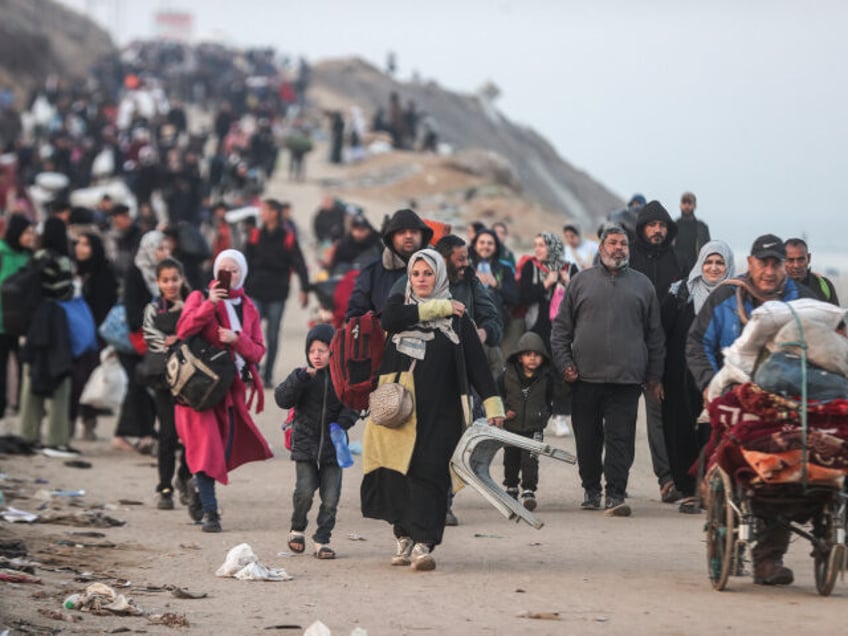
1, 507, 38, 523
80, 582, 143, 615
304, 621, 332, 636
216, 543, 292, 581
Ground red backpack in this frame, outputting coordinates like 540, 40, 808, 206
329, 311, 386, 411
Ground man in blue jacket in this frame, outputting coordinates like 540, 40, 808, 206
686, 234, 815, 586
345, 208, 433, 319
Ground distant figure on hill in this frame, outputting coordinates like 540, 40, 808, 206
672, 191, 710, 274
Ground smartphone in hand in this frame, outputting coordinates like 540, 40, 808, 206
217, 269, 232, 296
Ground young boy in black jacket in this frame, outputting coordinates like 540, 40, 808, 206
497, 331, 567, 511
275, 324, 358, 559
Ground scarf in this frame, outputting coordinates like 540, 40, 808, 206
394, 248, 459, 358
687, 239, 735, 313
213, 249, 250, 372
135, 230, 166, 296
538, 231, 565, 273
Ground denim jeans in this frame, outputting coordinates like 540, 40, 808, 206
194, 408, 236, 513
571, 381, 641, 498
252, 298, 286, 384
291, 460, 342, 545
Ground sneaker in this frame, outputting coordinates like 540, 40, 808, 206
753, 561, 793, 585
604, 496, 631, 517
521, 490, 537, 511
157, 489, 175, 510
42, 445, 81, 458
410, 543, 436, 571
201, 510, 222, 533
580, 490, 601, 511
186, 477, 204, 523
505, 487, 519, 500
392, 536, 414, 566
445, 508, 459, 527
175, 475, 189, 507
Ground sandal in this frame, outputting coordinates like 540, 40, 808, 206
660, 481, 683, 504
287, 532, 305, 553
111, 436, 135, 452
678, 497, 701, 514
314, 544, 336, 560
134, 437, 157, 455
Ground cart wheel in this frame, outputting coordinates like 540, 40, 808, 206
705, 467, 736, 590
813, 499, 846, 600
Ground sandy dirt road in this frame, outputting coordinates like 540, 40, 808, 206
1, 150, 846, 635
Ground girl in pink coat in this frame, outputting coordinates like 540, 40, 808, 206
175, 249, 273, 532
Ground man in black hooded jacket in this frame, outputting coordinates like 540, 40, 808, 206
345, 208, 433, 319
628, 200, 684, 503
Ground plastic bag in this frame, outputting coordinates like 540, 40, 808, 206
216, 543, 292, 581
80, 347, 128, 411
98, 305, 135, 354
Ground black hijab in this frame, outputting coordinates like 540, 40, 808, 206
4, 214, 32, 252
75, 232, 107, 276
41, 217, 69, 256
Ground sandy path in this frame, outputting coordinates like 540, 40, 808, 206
1, 149, 846, 635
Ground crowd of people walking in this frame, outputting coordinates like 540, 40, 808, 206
0, 38, 841, 583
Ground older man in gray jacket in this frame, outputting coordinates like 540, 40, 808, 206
550, 225, 665, 516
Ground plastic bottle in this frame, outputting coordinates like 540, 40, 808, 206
63, 593, 81, 610
329, 423, 354, 468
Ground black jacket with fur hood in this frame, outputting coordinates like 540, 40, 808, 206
274, 324, 358, 464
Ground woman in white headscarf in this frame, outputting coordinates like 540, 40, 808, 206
360, 248, 504, 571
174, 249, 272, 532
661, 240, 735, 511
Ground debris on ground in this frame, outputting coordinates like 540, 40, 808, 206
216, 543, 293, 581
170, 586, 207, 599
147, 612, 190, 627
36, 510, 125, 527
517, 610, 561, 620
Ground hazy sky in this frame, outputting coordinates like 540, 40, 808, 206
61, 0, 848, 255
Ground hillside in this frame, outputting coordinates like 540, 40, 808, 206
0, 0, 115, 100
310, 57, 623, 233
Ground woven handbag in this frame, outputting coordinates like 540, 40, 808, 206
368, 360, 416, 428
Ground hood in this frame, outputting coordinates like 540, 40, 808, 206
507, 331, 550, 364
636, 200, 678, 245
381, 208, 434, 255
4, 214, 32, 251
305, 323, 335, 366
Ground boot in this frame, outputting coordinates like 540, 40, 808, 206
752, 519, 792, 585
157, 488, 175, 510
202, 510, 222, 533
186, 477, 204, 522
410, 543, 436, 571
391, 536, 414, 566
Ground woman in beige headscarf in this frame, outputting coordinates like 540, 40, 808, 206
361, 248, 504, 571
